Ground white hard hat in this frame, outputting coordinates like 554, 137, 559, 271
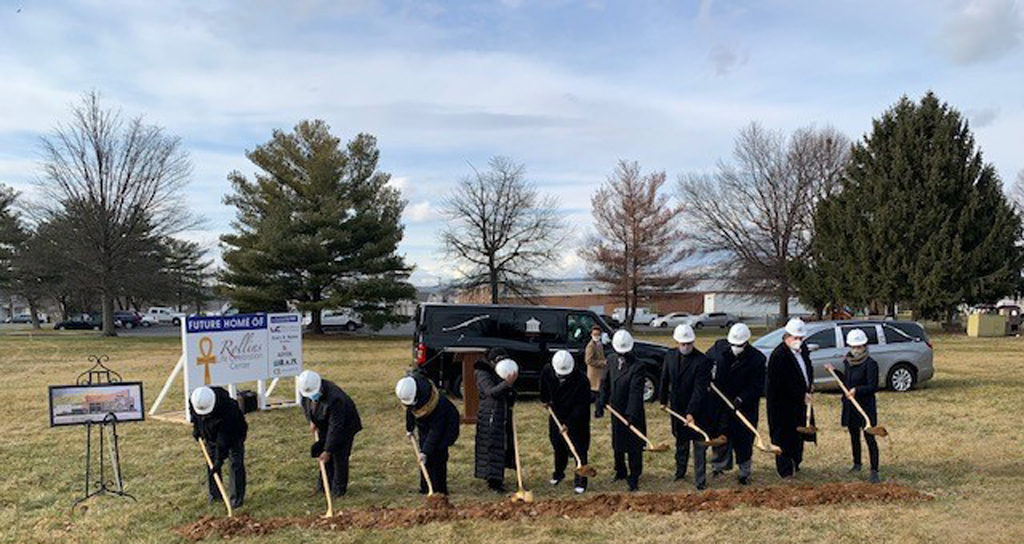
612, 330, 634, 354
297, 370, 323, 398
728, 323, 752, 345
395, 376, 417, 405
190, 386, 215, 416
673, 324, 696, 344
784, 318, 808, 338
552, 350, 574, 376
846, 329, 869, 347
495, 358, 519, 380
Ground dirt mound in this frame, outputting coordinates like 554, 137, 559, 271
178, 482, 929, 540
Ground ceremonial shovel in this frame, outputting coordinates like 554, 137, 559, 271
545, 406, 597, 478
660, 405, 727, 447
197, 439, 233, 517
709, 383, 781, 455
312, 429, 334, 518
796, 396, 817, 436
825, 366, 888, 437
509, 410, 535, 503
606, 406, 669, 452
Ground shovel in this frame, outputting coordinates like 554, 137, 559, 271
509, 409, 535, 503
312, 429, 334, 518
545, 406, 597, 478
660, 405, 727, 447
710, 383, 782, 455
825, 366, 888, 437
408, 433, 435, 496
606, 406, 669, 452
796, 395, 817, 436
197, 438, 233, 517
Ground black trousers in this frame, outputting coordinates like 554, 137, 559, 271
550, 423, 590, 489
318, 434, 355, 497
207, 441, 246, 507
420, 449, 449, 494
613, 447, 643, 487
849, 427, 879, 470
774, 433, 804, 478
673, 430, 707, 487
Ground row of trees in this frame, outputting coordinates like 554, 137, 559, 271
438, 92, 1023, 325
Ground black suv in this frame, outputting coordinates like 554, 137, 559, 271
412, 303, 669, 402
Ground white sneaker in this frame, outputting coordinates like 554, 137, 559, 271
550, 478, 562, 486
574, 486, 586, 494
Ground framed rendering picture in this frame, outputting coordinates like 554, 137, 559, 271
48, 382, 145, 427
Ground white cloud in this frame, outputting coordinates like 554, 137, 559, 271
940, 0, 1023, 65
405, 201, 436, 222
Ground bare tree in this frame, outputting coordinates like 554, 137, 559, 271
440, 156, 568, 303
678, 123, 849, 321
36, 92, 194, 335
581, 160, 690, 329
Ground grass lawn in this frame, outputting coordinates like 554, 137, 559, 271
1, 327, 1022, 543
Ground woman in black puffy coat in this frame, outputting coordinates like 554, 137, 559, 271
473, 348, 517, 492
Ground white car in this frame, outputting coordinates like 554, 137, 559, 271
141, 307, 185, 326
302, 308, 363, 331
650, 312, 692, 328
612, 307, 659, 326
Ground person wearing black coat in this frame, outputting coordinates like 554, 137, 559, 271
473, 347, 518, 492
190, 386, 248, 508
708, 324, 766, 485
658, 325, 714, 489
302, 374, 363, 497
539, 350, 592, 493
400, 373, 460, 495
595, 330, 647, 491
766, 319, 814, 478
827, 329, 881, 483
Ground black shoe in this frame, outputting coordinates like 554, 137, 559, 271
738, 476, 750, 486
612, 473, 627, 483
849, 464, 862, 473
418, 487, 428, 495
696, 482, 707, 491
674, 473, 687, 481
627, 482, 639, 492
869, 470, 881, 484
230, 500, 243, 509
711, 469, 724, 478
488, 482, 507, 493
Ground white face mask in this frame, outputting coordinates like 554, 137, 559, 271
788, 339, 803, 352
679, 344, 693, 355
730, 345, 745, 356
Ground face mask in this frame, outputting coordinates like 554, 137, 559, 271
679, 344, 693, 355
731, 345, 745, 356
592, 334, 600, 342
309, 391, 322, 402
850, 346, 867, 357
788, 339, 803, 351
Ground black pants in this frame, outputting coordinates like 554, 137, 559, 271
849, 427, 879, 470
207, 441, 246, 507
613, 447, 643, 488
674, 430, 707, 487
550, 423, 590, 489
421, 449, 449, 494
774, 434, 804, 478
318, 435, 355, 497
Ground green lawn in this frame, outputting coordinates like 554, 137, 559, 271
1, 328, 1022, 543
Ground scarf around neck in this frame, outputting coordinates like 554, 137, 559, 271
412, 383, 440, 419
847, 348, 869, 366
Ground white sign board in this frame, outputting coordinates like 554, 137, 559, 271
182, 313, 303, 393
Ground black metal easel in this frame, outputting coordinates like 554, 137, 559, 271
74, 355, 136, 506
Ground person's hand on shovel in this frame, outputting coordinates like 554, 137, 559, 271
805, 393, 813, 405
418, 452, 427, 465
845, 387, 856, 400
684, 414, 695, 426
309, 421, 317, 432
319, 451, 332, 464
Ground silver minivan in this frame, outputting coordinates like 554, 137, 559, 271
752, 320, 935, 392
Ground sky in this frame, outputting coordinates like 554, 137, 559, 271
0, 0, 1021, 286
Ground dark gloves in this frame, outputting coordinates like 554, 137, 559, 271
192, 428, 200, 441
733, 397, 743, 408
211, 456, 224, 473
594, 407, 604, 419
310, 440, 325, 458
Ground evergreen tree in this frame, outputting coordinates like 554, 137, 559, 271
220, 120, 413, 333
806, 93, 1023, 319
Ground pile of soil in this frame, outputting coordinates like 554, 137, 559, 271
178, 482, 929, 540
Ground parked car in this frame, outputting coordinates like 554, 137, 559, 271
4, 314, 33, 324
650, 312, 692, 328
752, 320, 934, 392
303, 308, 364, 331
54, 313, 104, 331
612, 307, 659, 326
685, 312, 739, 329
141, 307, 183, 326
114, 311, 143, 329
413, 303, 669, 402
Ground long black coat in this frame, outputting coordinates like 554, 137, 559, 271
658, 347, 714, 435
596, 352, 647, 452
539, 363, 591, 452
405, 374, 460, 456
302, 379, 363, 452
836, 355, 879, 428
190, 387, 248, 455
708, 339, 766, 425
766, 342, 814, 450
474, 359, 516, 481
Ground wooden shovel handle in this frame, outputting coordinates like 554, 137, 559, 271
710, 383, 760, 437
825, 367, 874, 427
607, 406, 655, 447
408, 433, 435, 496
198, 439, 233, 517
546, 406, 584, 468
662, 405, 712, 443
511, 410, 526, 492
313, 429, 334, 517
